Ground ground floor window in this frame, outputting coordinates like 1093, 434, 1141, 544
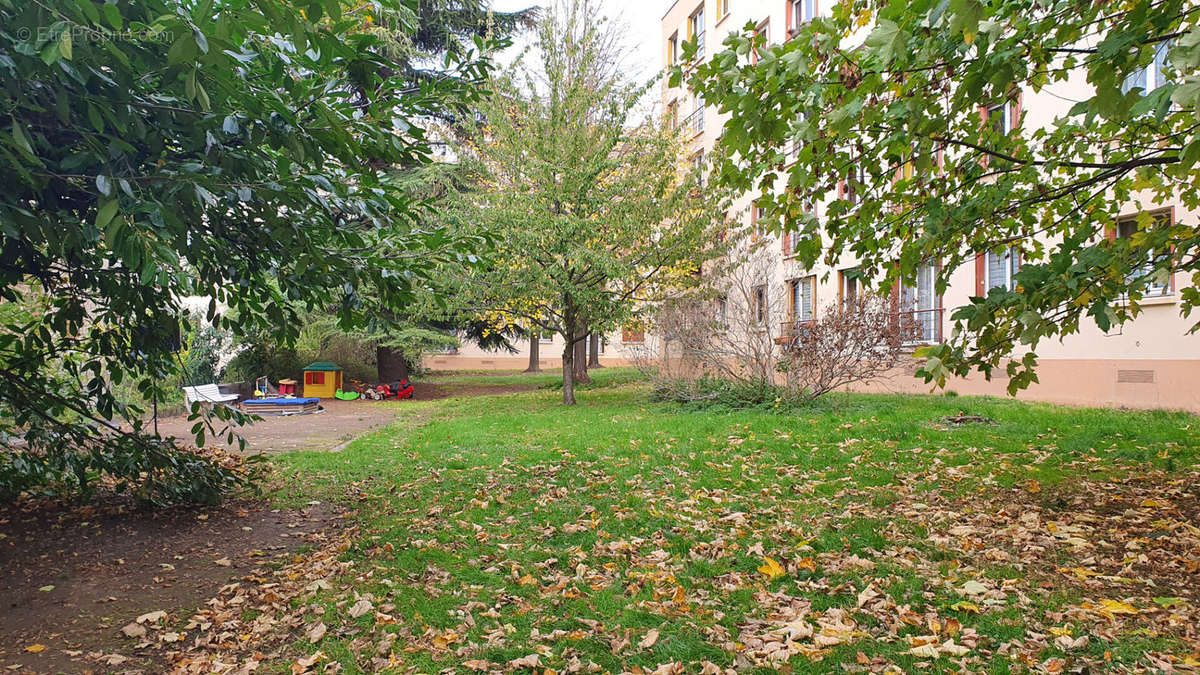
898, 263, 940, 343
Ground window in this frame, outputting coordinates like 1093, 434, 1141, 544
839, 268, 859, 308
898, 263, 940, 343
1122, 40, 1172, 93
304, 371, 325, 385
753, 284, 768, 324
840, 164, 865, 203
781, 228, 796, 256
751, 202, 767, 237
688, 6, 705, 60
986, 247, 1020, 291
667, 33, 679, 65
790, 276, 815, 323
985, 101, 1010, 135
1116, 212, 1172, 296
788, 0, 816, 35
666, 100, 679, 129
538, 332, 553, 343
717, 0, 730, 19
622, 326, 645, 343
716, 296, 728, 327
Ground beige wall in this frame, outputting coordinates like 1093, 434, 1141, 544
422, 330, 654, 371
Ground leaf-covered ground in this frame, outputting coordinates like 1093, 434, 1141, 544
141, 374, 1199, 673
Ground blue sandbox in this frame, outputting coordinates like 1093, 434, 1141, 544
252, 397, 320, 405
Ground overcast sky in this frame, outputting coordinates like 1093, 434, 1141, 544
487, 0, 664, 113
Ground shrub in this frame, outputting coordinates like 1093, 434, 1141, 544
638, 246, 917, 407
0, 435, 261, 507
776, 295, 917, 401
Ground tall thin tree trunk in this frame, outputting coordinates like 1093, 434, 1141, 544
525, 334, 541, 372
573, 329, 591, 384
561, 332, 576, 405
588, 332, 603, 368
377, 345, 409, 382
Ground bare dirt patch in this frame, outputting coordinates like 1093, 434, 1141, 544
0, 498, 344, 673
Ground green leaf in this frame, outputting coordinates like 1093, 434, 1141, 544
101, 2, 122, 29
10, 118, 34, 156
95, 198, 119, 229
864, 19, 905, 66
59, 26, 72, 60
96, 174, 112, 196
167, 32, 197, 66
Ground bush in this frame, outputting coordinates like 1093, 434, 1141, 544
648, 375, 807, 411
179, 317, 227, 386
224, 341, 304, 385
638, 246, 916, 408
0, 436, 261, 507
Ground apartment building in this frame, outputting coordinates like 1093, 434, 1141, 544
661, 0, 1200, 412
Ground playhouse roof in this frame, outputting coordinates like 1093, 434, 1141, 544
303, 361, 342, 371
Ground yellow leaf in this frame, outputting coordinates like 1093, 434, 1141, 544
949, 601, 980, 614
1099, 599, 1138, 615
25, 644, 46, 653
757, 556, 785, 579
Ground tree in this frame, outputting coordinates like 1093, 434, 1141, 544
680, 0, 1200, 393
460, 0, 729, 404
0, 0, 493, 503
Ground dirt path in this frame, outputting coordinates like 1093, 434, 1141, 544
0, 499, 343, 673
0, 377, 543, 673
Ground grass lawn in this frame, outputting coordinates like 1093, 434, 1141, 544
268, 376, 1200, 673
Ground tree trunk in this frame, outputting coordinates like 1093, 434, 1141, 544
525, 334, 541, 372
573, 332, 591, 384
561, 331, 576, 405
377, 345, 409, 382
588, 332, 603, 368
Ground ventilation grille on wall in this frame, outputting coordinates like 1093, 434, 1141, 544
1116, 369, 1156, 384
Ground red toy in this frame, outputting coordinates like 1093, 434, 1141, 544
369, 379, 414, 400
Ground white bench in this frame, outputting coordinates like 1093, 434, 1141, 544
182, 384, 239, 408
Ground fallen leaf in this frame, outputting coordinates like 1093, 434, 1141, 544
639, 629, 660, 649
37, 585, 54, 592
757, 556, 785, 579
120, 623, 146, 639
136, 610, 167, 624
348, 598, 373, 618
24, 644, 45, 653
214, 557, 232, 567
959, 580, 988, 596
307, 622, 326, 643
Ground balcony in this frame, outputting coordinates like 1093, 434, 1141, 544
682, 109, 704, 137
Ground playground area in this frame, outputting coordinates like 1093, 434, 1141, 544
156, 373, 544, 454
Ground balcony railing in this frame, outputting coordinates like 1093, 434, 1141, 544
775, 319, 813, 346
774, 307, 944, 350
682, 109, 704, 137
897, 307, 943, 345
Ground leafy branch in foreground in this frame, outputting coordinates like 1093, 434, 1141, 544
0, 0, 496, 503
680, 0, 1199, 392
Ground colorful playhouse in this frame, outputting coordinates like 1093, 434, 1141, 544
302, 362, 343, 398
